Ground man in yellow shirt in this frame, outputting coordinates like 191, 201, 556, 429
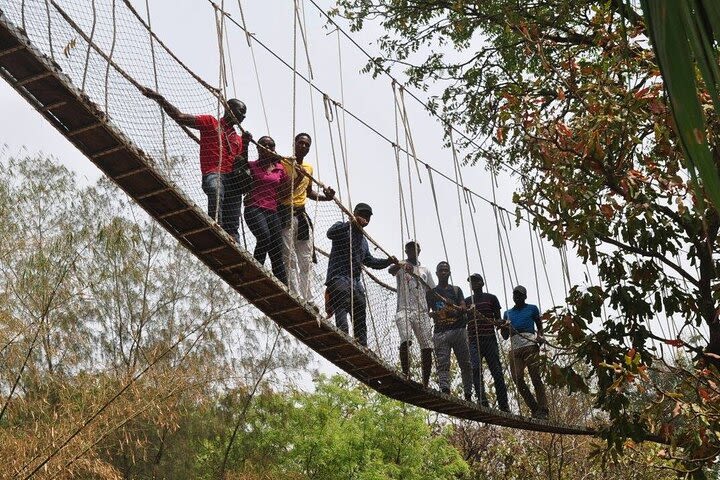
280, 133, 335, 298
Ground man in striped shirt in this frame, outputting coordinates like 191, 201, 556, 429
465, 274, 509, 411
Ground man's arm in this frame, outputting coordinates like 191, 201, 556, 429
500, 311, 510, 340
141, 87, 196, 128
533, 306, 544, 336
493, 295, 502, 320
388, 262, 402, 276
362, 252, 397, 270
307, 182, 335, 202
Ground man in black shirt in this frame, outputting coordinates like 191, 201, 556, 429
465, 274, 509, 411
426, 261, 472, 401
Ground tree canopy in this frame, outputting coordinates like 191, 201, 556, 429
335, 0, 720, 473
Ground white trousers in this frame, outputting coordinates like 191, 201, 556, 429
395, 310, 433, 349
281, 215, 313, 298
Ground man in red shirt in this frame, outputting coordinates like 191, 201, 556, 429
141, 87, 249, 242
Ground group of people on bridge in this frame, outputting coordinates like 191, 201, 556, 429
141, 90, 549, 420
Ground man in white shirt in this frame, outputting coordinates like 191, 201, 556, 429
388, 241, 436, 387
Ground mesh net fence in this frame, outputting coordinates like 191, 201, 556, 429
0, 0, 583, 419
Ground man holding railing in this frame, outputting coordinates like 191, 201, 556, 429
279, 133, 335, 298
325, 203, 398, 347
465, 274, 509, 411
502, 285, 549, 419
426, 261, 473, 401
141, 87, 249, 242
388, 241, 435, 387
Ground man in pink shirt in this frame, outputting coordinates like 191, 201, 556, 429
141, 88, 249, 242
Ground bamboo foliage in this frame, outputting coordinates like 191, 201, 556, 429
640, 0, 720, 209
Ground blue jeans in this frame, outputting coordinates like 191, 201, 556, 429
201, 173, 241, 243
222, 172, 243, 242
244, 206, 287, 284
468, 333, 509, 409
327, 276, 367, 346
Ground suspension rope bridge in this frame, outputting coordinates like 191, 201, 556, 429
0, 0, 595, 455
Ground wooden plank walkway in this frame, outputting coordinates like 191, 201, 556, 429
0, 11, 593, 436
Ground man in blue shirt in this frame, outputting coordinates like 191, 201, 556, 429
502, 285, 548, 419
326, 203, 397, 346
426, 261, 473, 401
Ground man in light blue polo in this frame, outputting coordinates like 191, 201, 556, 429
502, 285, 548, 419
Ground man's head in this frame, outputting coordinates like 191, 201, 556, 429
469, 273, 484, 291
512, 285, 527, 306
224, 99, 247, 125
436, 261, 451, 283
294, 133, 312, 161
257, 136, 276, 159
405, 241, 420, 261
353, 203, 373, 227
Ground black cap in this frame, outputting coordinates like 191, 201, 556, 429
354, 202, 373, 216
468, 273, 484, 282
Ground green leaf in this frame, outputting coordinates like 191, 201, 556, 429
641, 0, 720, 211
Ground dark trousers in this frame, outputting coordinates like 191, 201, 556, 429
244, 206, 287, 285
468, 332, 509, 409
328, 277, 367, 346
201, 173, 242, 243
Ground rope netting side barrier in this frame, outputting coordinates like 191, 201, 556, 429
0, 0, 594, 428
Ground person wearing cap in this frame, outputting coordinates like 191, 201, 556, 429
325, 203, 398, 346
388, 241, 435, 387
465, 274, 509, 411
502, 285, 548, 419
426, 261, 473, 401
279, 133, 335, 298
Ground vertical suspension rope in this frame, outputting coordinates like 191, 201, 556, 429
44, 0, 54, 61
449, 129, 472, 281
397, 85, 423, 181
336, 29, 350, 183
427, 167, 450, 264
490, 174, 509, 311
223, 20, 238, 98
527, 213, 542, 312
499, 210, 520, 286
213, 2, 228, 222
297, 0, 323, 244
291, 0, 298, 144
466, 196, 489, 289
334, 102, 352, 208
144, 0, 168, 167
104, 0, 117, 115
80, 0, 97, 92
534, 229, 556, 307
237, 0, 271, 134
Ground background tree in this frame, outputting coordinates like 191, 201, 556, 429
334, 0, 720, 472
0, 153, 312, 478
